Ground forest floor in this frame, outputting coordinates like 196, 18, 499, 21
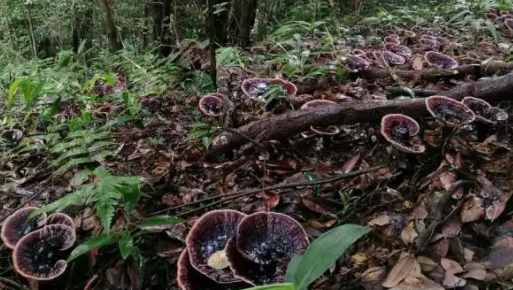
3, 9, 513, 290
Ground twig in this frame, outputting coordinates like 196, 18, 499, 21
386, 86, 442, 97
153, 165, 385, 216
0, 277, 29, 290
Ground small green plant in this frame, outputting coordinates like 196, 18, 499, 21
338, 188, 356, 215
261, 85, 287, 109
187, 121, 219, 149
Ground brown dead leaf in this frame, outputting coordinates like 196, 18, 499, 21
351, 252, 369, 267
486, 237, 513, 269
417, 256, 438, 273
341, 154, 360, 173
265, 194, 280, 209
369, 214, 392, 227
361, 266, 387, 290
391, 271, 444, 290
310, 219, 337, 229
412, 57, 424, 70
401, 222, 418, 245
460, 196, 485, 223
302, 198, 334, 216
463, 262, 486, 281
382, 252, 418, 288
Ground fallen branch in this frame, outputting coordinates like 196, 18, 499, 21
209, 71, 513, 156
360, 61, 513, 81
153, 165, 385, 216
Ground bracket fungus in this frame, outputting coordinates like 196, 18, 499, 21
375, 51, 406, 66
343, 55, 370, 72
199, 93, 224, 117
425, 96, 475, 127
424, 51, 459, 69
380, 114, 426, 154
46, 213, 75, 229
226, 212, 309, 285
185, 209, 246, 284
1, 207, 47, 250
419, 38, 440, 51
300, 100, 340, 135
241, 78, 297, 103
13, 224, 76, 281
177, 249, 248, 290
461, 97, 508, 124
384, 43, 412, 58
384, 36, 401, 45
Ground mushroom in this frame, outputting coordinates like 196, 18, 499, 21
300, 100, 340, 135
46, 213, 75, 229
424, 51, 459, 69
13, 224, 76, 281
504, 18, 513, 33
375, 51, 406, 66
462, 96, 509, 141
351, 49, 366, 57
342, 55, 370, 72
380, 114, 426, 154
1, 207, 47, 250
419, 38, 440, 51
420, 35, 437, 41
425, 96, 475, 127
226, 212, 309, 285
485, 12, 499, 20
185, 209, 246, 284
384, 43, 412, 58
198, 93, 224, 117
241, 78, 297, 103
177, 249, 248, 290
384, 36, 401, 45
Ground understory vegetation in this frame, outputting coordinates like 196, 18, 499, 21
2, 0, 513, 289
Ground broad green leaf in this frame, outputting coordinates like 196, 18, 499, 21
68, 233, 117, 262
138, 215, 184, 229
284, 255, 302, 285
242, 283, 295, 290
8, 78, 22, 108
286, 224, 370, 290
118, 231, 136, 259
121, 184, 141, 213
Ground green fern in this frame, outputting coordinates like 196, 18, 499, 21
35, 167, 143, 233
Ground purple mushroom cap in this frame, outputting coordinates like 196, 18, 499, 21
425, 96, 476, 127
380, 114, 425, 154
462, 97, 509, 124
424, 51, 459, 69
241, 78, 297, 102
1, 207, 47, 250
199, 93, 224, 117
13, 224, 76, 281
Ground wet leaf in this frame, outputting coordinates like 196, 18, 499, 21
118, 231, 138, 259
302, 198, 333, 216
138, 215, 184, 231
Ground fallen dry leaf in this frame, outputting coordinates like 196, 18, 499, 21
417, 256, 438, 273
460, 196, 485, 223
382, 252, 418, 288
463, 262, 487, 281
401, 222, 418, 245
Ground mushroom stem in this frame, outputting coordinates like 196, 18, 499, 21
475, 121, 490, 142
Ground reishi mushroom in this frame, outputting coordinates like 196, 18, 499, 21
384, 43, 412, 58
300, 100, 340, 135
177, 249, 248, 290
46, 213, 75, 229
424, 51, 459, 69
343, 55, 370, 72
241, 78, 297, 103
375, 51, 406, 66
384, 36, 401, 45
380, 114, 426, 154
425, 96, 475, 127
1, 207, 47, 250
13, 224, 76, 281
198, 93, 224, 117
185, 209, 246, 283
419, 38, 440, 51
226, 212, 309, 285
462, 96, 509, 141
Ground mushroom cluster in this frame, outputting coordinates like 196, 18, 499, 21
241, 78, 297, 103
0, 207, 76, 281
178, 210, 309, 289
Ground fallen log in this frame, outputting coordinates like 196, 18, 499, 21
360, 61, 513, 81
208, 71, 513, 156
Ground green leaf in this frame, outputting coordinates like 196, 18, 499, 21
138, 215, 184, 230
286, 224, 370, 290
118, 231, 136, 259
284, 255, 302, 285
242, 283, 295, 290
121, 184, 141, 213
68, 233, 117, 262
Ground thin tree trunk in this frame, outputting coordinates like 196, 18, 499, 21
96, 0, 122, 51
25, 6, 37, 57
224, 0, 257, 47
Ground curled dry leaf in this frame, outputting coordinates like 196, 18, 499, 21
368, 214, 392, 227
442, 258, 466, 288
417, 256, 438, 273
485, 237, 513, 269
401, 222, 418, 245
463, 262, 487, 281
382, 252, 418, 288
361, 266, 387, 290
390, 272, 444, 290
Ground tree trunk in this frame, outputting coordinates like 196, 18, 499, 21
224, 0, 257, 47
149, 0, 173, 56
96, 0, 122, 51
209, 0, 230, 46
